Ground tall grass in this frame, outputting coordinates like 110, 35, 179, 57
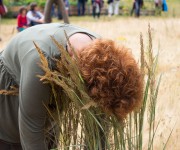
36, 25, 164, 150
122, 25, 162, 150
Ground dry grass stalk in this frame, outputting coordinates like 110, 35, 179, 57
0, 86, 18, 96
140, 32, 145, 80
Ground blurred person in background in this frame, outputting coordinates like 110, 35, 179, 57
0, 0, 6, 16
64, 0, 70, 16
134, 0, 143, 17
0, 0, 3, 42
78, 0, 86, 16
154, 0, 162, 15
17, 6, 28, 32
108, 0, 120, 17
51, 3, 57, 18
114, 0, 120, 15
0, 0, 7, 41
154, 0, 162, 8
162, 0, 168, 12
27, 2, 44, 26
92, 0, 103, 19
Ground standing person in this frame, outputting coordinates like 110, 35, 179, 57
92, 0, 103, 19
0, 23, 143, 150
0, 0, 7, 41
108, 0, 114, 17
114, 0, 120, 15
77, 0, 86, 16
0, 0, 6, 16
135, 0, 143, 17
154, 0, 161, 8
51, 3, 56, 17
64, 0, 70, 16
27, 2, 44, 26
162, 0, 168, 12
108, 0, 120, 17
154, 0, 162, 15
17, 7, 28, 32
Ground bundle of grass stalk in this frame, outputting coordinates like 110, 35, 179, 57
35, 37, 121, 150
34, 25, 163, 150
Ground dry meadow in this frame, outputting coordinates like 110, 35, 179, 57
0, 17, 179, 149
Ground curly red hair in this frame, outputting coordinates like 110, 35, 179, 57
78, 39, 143, 120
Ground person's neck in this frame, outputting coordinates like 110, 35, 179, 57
68, 33, 94, 56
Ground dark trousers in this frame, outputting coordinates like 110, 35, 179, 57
30, 21, 43, 26
0, 140, 22, 150
78, 1, 86, 16
135, 1, 140, 17
92, 4, 101, 18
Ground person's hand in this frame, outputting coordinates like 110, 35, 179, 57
38, 18, 44, 23
23, 26, 28, 29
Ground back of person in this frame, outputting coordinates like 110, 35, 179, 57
0, 23, 101, 149
1, 23, 100, 85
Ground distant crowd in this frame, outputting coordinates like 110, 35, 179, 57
78, 0, 168, 18
0, 0, 168, 33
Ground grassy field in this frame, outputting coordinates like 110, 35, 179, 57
0, 1, 180, 148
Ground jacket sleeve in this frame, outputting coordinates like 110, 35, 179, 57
37, 11, 44, 19
19, 49, 51, 150
27, 11, 40, 22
